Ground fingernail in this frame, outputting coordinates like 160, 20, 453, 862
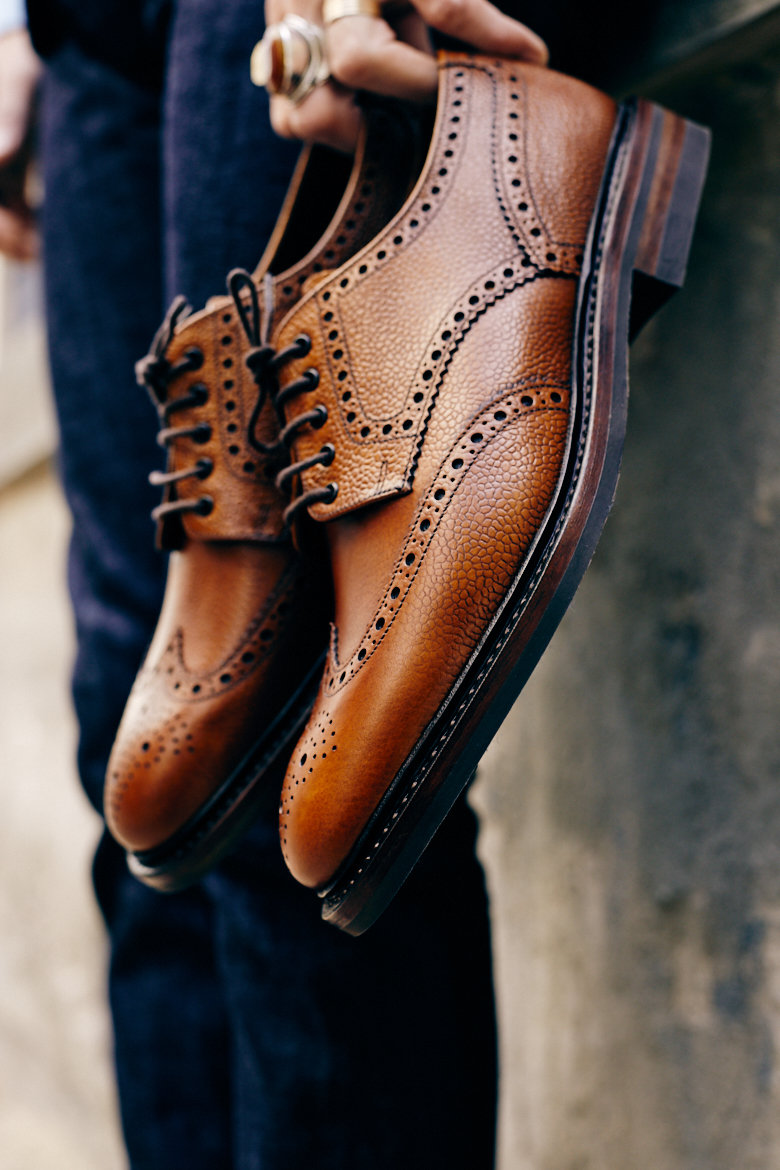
0, 128, 20, 160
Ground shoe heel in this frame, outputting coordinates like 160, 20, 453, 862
627, 101, 711, 340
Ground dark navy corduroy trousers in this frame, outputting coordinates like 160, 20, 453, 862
35, 1, 497, 1166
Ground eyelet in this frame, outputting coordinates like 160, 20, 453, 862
184, 346, 204, 369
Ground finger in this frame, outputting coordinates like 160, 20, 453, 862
327, 16, 438, 102
391, 9, 434, 55
0, 204, 38, 261
270, 84, 363, 152
413, 0, 548, 64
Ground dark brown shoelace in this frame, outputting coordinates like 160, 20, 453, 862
228, 268, 338, 524
135, 296, 217, 521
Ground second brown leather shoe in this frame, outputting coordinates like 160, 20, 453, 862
273, 54, 710, 932
105, 106, 427, 890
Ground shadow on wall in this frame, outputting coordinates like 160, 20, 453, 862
471, 21, 780, 1170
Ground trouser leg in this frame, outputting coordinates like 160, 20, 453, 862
164, 3, 497, 1165
42, 6, 498, 1163
208, 800, 497, 1170
40, 41, 233, 1169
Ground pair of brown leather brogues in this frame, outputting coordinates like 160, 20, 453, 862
106, 54, 710, 933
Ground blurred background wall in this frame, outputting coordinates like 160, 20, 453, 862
472, 2, 780, 1167
0, 255, 125, 1168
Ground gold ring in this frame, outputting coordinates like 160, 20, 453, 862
323, 0, 381, 22
250, 15, 330, 105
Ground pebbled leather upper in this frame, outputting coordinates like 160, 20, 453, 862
105, 105, 425, 853
273, 55, 616, 523
277, 54, 618, 889
159, 299, 288, 544
148, 103, 426, 549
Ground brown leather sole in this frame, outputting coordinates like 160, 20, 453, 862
319, 98, 711, 934
127, 651, 326, 891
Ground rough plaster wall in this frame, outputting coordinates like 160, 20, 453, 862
0, 464, 126, 1169
0, 257, 56, 488
472, 43, 780, 1170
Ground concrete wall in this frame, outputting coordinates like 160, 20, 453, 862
472, 26, 780, 1170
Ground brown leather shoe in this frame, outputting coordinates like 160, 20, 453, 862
105, 105, 427, 891
273, 53, 710, 932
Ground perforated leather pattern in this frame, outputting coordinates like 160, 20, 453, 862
273, 56, 615, 522
492, 67, 585, 273
279, 400, 573, 880
321, 381, 569, 693
271, 105, 423, 325
105, 555, 330, 851
275, 54, 619, 889
104, 110, 422, 851
162, 303, 286, 543
145, 567, 301, 703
